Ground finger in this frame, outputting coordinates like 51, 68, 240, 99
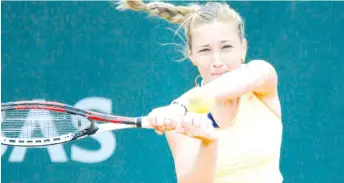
148, 116, 164, 135
185, 119, 202, 137
164, 116, 173, 131
175, 117, 185, 134
148, 116, 158, 129
180, 116, 193, 135
188, 116, 217, 141
167, 116, 180, 131
156, 116, 166, 132
191, 115, 202, 128
170, 116, 179, 131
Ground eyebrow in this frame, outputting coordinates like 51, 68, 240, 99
198, 40, 231, 48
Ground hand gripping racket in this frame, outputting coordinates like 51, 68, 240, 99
1, 100, 154, 147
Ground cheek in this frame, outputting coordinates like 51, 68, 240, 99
191, 54, 210, 67
197, 64, 211, 75
222, 51, 243, 67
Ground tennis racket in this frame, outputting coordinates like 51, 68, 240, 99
1, 100, 155, 147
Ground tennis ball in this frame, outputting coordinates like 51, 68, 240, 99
187, 88, 215, 114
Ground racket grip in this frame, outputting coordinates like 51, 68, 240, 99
138, 117, 153, 129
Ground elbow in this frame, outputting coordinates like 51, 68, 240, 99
247, 60, 279, 95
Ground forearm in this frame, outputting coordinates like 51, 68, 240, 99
202, 66, 263, 101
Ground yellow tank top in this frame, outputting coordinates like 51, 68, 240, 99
214, 92, 283, 183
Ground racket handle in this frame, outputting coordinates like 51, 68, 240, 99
137, 117, 154, 129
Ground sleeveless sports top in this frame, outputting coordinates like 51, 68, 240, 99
210, 92, 283, 183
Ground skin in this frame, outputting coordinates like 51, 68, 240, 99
148, 21, 281, 183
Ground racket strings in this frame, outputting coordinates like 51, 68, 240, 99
1, 109, 90, 139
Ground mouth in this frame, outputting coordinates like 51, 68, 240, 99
211, 72, 228, 76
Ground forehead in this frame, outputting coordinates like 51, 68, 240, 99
190, 21, 240, 46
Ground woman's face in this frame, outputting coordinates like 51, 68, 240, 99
189, 21, 247, 84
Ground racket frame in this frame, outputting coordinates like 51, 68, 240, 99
1, 100, 145, 147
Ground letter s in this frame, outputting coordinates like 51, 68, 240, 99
71, 97, 116, 163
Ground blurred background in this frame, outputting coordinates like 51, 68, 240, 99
2, 1, 344, 183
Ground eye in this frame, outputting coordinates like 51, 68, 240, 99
222, 45, 233, 49
198, 48, 211, 53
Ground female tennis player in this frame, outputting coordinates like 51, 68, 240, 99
117, 1, 283, 183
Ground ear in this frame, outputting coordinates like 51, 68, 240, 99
188, 49, 197, 66
241, 39, 248, 63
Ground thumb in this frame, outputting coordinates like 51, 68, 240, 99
154, 129, 164, 135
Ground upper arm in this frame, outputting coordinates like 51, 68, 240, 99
165, 131, 201, 182
246, 60, 279, 96
247, 60, 281, 117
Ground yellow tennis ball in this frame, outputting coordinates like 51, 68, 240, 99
187, 88, 215, 114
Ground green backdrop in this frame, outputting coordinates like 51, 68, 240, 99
2, 1, 344, 183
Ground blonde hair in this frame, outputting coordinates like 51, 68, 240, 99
116, 0, 245, 51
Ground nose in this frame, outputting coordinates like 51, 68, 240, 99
212, 57, 224, 68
